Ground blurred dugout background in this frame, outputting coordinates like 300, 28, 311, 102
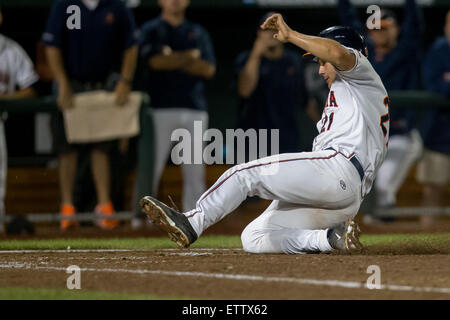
2, 0, 448, 155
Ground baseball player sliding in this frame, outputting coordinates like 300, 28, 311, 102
141, 14, 390, 254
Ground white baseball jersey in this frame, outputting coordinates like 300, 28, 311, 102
0, 34, 38, 231
0, 33, 39, 94
312, 47, 390, 196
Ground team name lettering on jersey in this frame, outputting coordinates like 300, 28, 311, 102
326, 91, 339, 107
380, 96, 390, 147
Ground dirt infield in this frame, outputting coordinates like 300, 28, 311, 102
1, 248, 449, 300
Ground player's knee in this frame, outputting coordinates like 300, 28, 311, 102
241, 225, 264, 254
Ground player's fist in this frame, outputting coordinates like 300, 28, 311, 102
260, 13, 292, 43
186, 48, 201, 60
57, 82, 73, 110
162, 45, 173, 56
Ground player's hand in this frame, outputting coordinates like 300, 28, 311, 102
114, 80, 131, 106
185, 48, 201, 60
162, 45, 173, 56
161, 46, 200, 60
260, 13, 292, 43
57, 82, 73, 110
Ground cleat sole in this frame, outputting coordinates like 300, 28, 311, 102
345, 219, 363, 252
140, 197, 190, 248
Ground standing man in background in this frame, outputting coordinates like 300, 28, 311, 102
338, 0, 424, 222
43, 0, 138, 230
136, 0, 216, 227
0, 7, 39, 234
417, 10, 450, 228
236, 13, 317, 157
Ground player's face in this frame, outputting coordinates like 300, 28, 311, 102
257, 29, 280, 48
318, 59, 336, 88
257, 30, 283, 58
158, 0, 190, 14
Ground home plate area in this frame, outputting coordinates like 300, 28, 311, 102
0, 248, 449, 299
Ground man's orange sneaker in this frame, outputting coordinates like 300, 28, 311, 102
60, 204, 79, 230
95, 201, 119, 229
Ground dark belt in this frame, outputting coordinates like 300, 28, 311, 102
326, 147, 364, 181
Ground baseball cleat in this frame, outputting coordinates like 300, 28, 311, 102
327, 218, 363, 252
95, 201, 119, 230
140, 196, 198, 248
60, 204, 79, 231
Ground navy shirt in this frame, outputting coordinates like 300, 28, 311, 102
421, 36, 450, 153
139, 17, 216, 111
338, 0, 424, 135
235, 49, 308, 153
43, 0, 138, 82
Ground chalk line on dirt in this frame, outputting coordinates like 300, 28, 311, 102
0, 262, 449, 295
0, 249, 239, 254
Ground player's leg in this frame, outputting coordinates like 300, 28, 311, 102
180, 110, 208, 211
51, 112, 79, 229
90, 142, 119, 229
151, 109, 182, 197
374, 130, 423, 208
58, 152, 78, 228
416, 148, 450, 228
90, 149, 111, 205
141, 149, 361, 248
185, 150, 361, 238
59, 152, 78, 205
240, 199, 360, 254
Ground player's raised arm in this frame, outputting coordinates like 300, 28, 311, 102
261, 13, 356, 71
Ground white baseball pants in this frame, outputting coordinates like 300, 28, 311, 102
152, 108, 208, 211
184, 149, 363, 254
375, 129, 423, 207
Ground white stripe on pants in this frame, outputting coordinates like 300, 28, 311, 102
185, 150, 362, 254
152, 108, 208, 211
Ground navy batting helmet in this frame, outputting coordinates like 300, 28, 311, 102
318, 26, 368, 57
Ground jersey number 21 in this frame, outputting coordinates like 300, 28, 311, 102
380, 96, 390, 147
